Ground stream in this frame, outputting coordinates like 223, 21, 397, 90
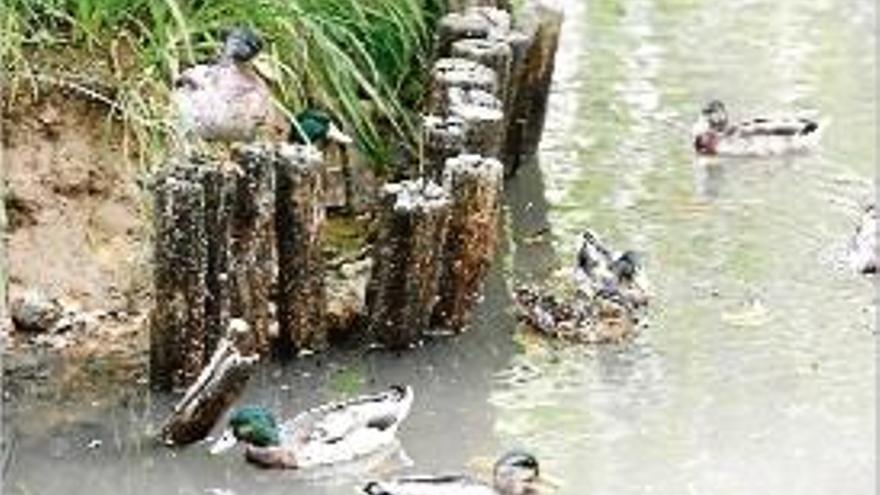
3, 0, 876, 493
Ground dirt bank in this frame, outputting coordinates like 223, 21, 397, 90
2, 91, 151, 398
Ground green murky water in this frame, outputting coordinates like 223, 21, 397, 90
4, 0, 876, 493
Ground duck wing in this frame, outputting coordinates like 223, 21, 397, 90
732, 117, 820, 138
363, 474, 494, 495
285, 387, 413, 444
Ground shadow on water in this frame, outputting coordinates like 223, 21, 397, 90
4, 0, 877, 493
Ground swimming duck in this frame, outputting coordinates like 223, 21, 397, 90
575, 230, 649, 308
362, 451, 557, 495
850, 202, 877, 274
692, 100, 823, 156
210, 385, 413, 469
172, 27, 289, 144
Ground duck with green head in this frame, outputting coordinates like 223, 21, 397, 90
289, 109, 353, 146
362, 451, 559, 495
172, 28, 352, 148
210, 385, 413, 469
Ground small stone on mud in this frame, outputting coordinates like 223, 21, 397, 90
11, 291, 63, 333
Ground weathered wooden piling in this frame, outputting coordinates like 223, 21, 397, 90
423, 115, 467, 179
365, 180, 451, 349
446, 0, 513, 14
432, 155, 504, 330
201, 167, 231, 359
437, 7, 512, 58
161, 319, 259, 446
504, 1, 564, 170
449, 87, 506, 158
274, 145, 327, 358
150, 162, 211, 391
227, 144, 277, 356
427, 58, 498, 115
451, 38, 513, 111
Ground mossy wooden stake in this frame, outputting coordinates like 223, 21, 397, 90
150, 163, 210, 391
228, 145, 277, 356
423, 115, 467, 180
427, 58, 498, 115
161, 319, 259, 445
366, 180, 450, 350
432, 155, 504, 330
437, 7, 512, 57
504, 1, 564, 172
450, 87, 506, 159
274, 145, 327, 359
202, 167, 231, 360
451, 38, 513, 111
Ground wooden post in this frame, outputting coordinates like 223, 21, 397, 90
451, 38, 513, 112
449, 87, 505, 159
504, 1, 564, 171
426, 58, 498, 115
201, 167, 231, 360
150, 162, 210, 391
161, 319, 259, 446
432, 155, 503, 330
228, 144, 277, 356
366, 180, 450, 350
274, 144, 327, 358
423, 114, 467, 180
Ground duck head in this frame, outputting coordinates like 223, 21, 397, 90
494, 451, 557, 494
210, 406, 280, 454
701, 99, 729, 132
222, 27, 264, 63
610, 250, 641, 283
289, 109, 353, 146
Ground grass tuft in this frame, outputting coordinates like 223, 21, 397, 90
1, 0, 446, 172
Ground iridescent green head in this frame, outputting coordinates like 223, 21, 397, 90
210, 405, 280, 454
229, 406, 280, 446
289, 109, 352, 145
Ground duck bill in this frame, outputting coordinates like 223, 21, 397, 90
209, 429, 238, 455
326, 123, 353, 144
532, 474, 563, 492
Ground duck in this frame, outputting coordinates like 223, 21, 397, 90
692, 100, 824, 157
362, 451, 557, 495
172, 27, 288, 144
209, 385, 413, 469
172, 28, 352, 148
574, 230, 649, 309
850, 202, 877, 274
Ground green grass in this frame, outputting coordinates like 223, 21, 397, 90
1, 0, 446, 171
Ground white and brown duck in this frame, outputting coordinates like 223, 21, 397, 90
692, 100, 824, 157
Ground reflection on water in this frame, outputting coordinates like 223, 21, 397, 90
4, 0, 876, 494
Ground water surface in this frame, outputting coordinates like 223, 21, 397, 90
4, 0, 876, 493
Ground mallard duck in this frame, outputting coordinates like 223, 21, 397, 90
210, 385, 413, 469
172, 28, 352, 147
574, 230, 649, 308
692, 100, 824, 156
362, 451, 557, 495
289, 108, 353, 146
172, 27, 288, 144
850, 202, 877, 274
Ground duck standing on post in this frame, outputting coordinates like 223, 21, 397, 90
692, 100, 825, 157
172, 27, 352, 150
209, 385, 413, 469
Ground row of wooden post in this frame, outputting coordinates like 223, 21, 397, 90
150, 0, 563, 389
364, 1, 562, 349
